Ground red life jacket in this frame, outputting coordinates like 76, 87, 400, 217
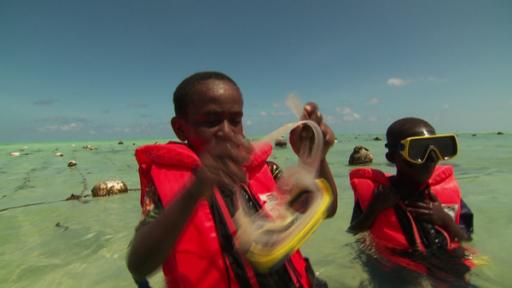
135, 141, 312, 288
349, 165, 473, 273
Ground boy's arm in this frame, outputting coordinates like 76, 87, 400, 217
127, 138, 252, 280
291, 102, 338, 218
127, 176, 212, 280
440, 216, 471, 242
318, 157, 337, 218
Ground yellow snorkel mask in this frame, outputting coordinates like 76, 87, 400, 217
233, 95, 333, 272
387, 134, 458, 164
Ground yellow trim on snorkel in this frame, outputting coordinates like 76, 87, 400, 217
400, 133, 458, 164
243, 178, 333, 272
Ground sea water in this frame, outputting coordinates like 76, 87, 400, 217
1, 133, 511, 287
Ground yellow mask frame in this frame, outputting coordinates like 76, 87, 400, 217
396, 133, 458, 164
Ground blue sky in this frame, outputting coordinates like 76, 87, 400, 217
1, 0, 511, 142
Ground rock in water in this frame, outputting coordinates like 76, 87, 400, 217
83, 144, 97, 151
67, 160, 77, 167
274, 137, 287, 148
91, 180, 128, 197
348, 146, 374, 165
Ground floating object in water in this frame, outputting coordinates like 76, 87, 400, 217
91, 180, 128, 197
55, 222, 69, 231
234, 95, 332, 272
83, 144, 97, 151
497, 131, 504, 135
65, 193, 83, 200
373, 136, 382, 141
348, 146, 373, 165
9, 152, 21, 157
55, 152, 64, 157
67, 160, 77, 167
118, 140, 124, 145
274, 137, 287, 148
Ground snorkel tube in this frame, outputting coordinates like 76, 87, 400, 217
233, 95, 333, 272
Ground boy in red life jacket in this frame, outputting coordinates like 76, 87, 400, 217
347, 117, 474, 286
127, 71, 338, 288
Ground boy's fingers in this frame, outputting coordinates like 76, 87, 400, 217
428, 191, 440, 202
301, 102, 319, 120
408, 208, 433, 217
405, 201, 431, 208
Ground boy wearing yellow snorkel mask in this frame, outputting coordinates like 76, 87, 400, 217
127, 71, 337, 288
348, 117, 475, 286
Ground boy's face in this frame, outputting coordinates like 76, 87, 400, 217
175, 79, 244, 152
391, 126, 439, 186
395, 150, 438, 185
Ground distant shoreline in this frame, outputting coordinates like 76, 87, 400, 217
1, 131, 508, 146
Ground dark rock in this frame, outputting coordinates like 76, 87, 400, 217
349, 146, 374, 165
497, 132, 504, 135
274, 137, 287, 148
373, 137, 382, 141
83, 144, 97, 151
55, 222, 69, 231
118, 140, 124, 145
67, 160, 77, 167
65, 193, 82, 201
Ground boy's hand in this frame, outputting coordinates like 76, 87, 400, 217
405, 191, 454, 228
289, 102, 335, 158
194, 136, 253, 198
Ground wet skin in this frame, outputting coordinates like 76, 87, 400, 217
176, 79, 245, 152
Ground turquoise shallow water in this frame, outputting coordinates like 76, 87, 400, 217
1, 133, 511, 287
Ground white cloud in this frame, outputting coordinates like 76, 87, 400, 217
336, 106, 361, 122
368, 97, 380, 105
368, 116, 378, 122
442, 104, 449, 110
245, 120, 253, 126
260, 111, 268, 117
387, 77, 409, 87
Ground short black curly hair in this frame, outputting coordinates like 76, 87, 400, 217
173, 71, 239, 118
385, 117, 436, 150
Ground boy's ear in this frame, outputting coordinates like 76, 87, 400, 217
171, 117, 187, 142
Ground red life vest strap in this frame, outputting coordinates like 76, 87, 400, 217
214, 191, 260, 288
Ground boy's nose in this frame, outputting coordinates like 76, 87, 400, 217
215, 120, 234, 138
